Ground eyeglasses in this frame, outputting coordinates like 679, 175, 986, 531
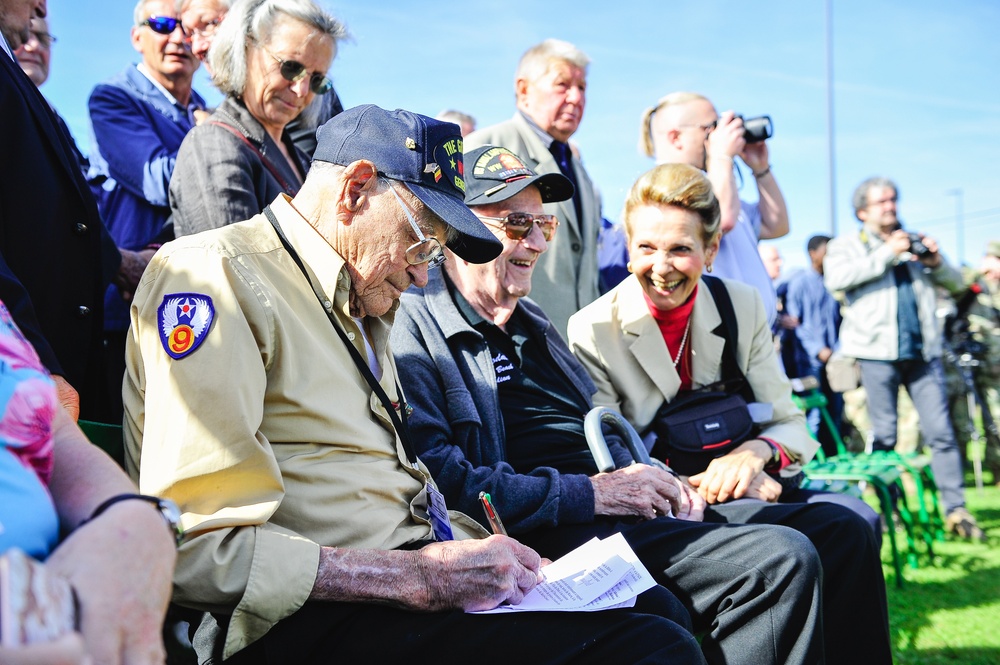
475, 212, 559, 242
679, 119, 718, 135
141, 16, 187, 36
27, 30, 56, 48
188, 18, 221, 39
387, 184, 446, 269
261, 46, 333, 95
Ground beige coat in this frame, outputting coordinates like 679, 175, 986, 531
567, 275, 817, 475
465, 113, 601, 337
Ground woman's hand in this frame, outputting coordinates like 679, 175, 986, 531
687, 439, 776, 504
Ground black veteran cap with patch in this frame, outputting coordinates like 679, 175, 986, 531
313, 105, 502, 264
464, 145, 574, 206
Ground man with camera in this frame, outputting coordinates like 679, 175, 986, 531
640, 92, 788, 327
824, 176, 983, 539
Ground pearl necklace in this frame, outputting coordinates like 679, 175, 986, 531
672, 318, 692, 368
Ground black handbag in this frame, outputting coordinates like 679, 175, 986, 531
648, 276, 759, 476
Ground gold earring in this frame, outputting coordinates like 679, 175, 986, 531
626, 261, 633, 273
706, 264, 713, 273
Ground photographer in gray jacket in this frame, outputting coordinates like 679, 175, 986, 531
824, 176, 983, 539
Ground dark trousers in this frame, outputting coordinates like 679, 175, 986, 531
523, 500, 890, 665
860, 357, 967, 513
216, 585, 704, 665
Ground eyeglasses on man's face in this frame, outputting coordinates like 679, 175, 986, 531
386, 184, 446, 269
141, 16, 187, 37
678, 119, 718, 137
188, 17, 221, 40
475, 212, 559, 242
26, 28, 55, 49
261, 46, 333, 95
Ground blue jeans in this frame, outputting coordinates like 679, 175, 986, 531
859, 357, 966, 514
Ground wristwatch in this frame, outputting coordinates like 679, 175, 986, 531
85, 493, 184, 546
761, 438, 782, 471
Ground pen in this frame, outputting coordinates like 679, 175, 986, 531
479, 491, 507, 536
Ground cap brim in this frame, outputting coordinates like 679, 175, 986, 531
408, 182, 503, 264
465, 171, 575, 206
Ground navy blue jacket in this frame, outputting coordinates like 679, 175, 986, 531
392, 270, 633, 534
88, 64, 204, 330
0, 52, 120, 416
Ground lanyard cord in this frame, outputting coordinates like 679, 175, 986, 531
263, 205, 419, 466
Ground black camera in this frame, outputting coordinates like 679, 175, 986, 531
736, 115, 773, 143
907, 232, 933, 257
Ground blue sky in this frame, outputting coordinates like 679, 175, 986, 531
42, 0, 1000, 273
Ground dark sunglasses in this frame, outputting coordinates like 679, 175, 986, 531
141, 16, 187, 36
262, 46, 333, 95
476, 212, 559, 242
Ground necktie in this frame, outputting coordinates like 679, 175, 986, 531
549, 140, 582, 227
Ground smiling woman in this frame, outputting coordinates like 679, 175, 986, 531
168, 0, 348, 238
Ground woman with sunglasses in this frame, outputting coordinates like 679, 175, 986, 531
170, 0, 348, 238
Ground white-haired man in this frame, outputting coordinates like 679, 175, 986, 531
467, 38, 600, 337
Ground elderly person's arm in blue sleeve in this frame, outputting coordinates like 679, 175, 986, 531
392, 293, 599, 534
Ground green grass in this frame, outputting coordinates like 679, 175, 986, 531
885, 478, 1000, 664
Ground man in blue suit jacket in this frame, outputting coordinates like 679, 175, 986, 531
88, 0, 205, 418
0, 1, 122, 421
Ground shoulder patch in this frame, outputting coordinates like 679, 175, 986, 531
157, 293, 215, 359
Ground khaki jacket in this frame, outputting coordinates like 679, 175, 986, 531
567, 275, 817, 474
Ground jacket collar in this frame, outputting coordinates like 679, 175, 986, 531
123, 63, 204, 120
616, 275, 726, 399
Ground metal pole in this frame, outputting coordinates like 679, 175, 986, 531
825, 0, 837, 236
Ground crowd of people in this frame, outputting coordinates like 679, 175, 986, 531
0, 0, 996, 663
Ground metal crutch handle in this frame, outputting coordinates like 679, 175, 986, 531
584, 407, 654, 471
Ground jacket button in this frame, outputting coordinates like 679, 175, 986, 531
75, 223, 88, 234
77, 306, 91, 317
571, 242, 581, 252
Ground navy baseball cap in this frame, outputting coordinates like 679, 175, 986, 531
313, 105, 502, 264
464, 146, 574, 206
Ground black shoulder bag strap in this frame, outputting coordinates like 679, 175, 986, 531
702, 275, 756, 403
262, 206, 419, 467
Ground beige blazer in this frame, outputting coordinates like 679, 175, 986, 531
466, 113, 601, 337
567, 275, 818, 474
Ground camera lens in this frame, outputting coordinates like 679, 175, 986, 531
741, 115, 773, 143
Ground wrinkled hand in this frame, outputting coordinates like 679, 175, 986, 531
52, 375, 80, 422
0, 633, 88, 665
591, 464, 683, 519
707, 110, 746, 161
687, 440, 772, 504
45, 501, 176, 665
415, 535, 542, 612
114, 248, 157, 301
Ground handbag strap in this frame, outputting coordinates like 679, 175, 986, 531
702, 275, 756, 403
262, 205, 419, 467
209, 121, 301, 196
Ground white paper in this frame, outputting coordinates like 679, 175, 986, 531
470, 532, 656, 614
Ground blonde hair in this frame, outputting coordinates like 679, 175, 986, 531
638, 91, 710, 158
622, 163, 721, 244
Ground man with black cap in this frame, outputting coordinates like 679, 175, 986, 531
124, 107, 703, 664
392, 145, 894, 665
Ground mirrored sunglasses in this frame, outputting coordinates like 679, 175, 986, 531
141, 16, 186, 36
476, 212, 559, 242
263, 47, 333, 95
